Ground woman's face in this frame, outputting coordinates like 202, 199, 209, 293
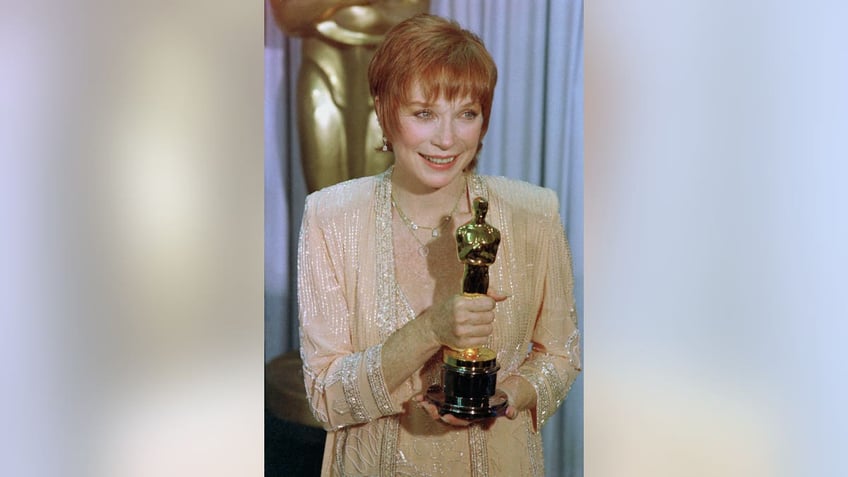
390, 83, 483, 191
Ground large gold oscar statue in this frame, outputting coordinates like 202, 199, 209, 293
269, 0, 430, 192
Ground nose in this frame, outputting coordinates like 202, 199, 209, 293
432, 119, 456, 149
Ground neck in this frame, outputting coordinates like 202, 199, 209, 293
391, 172, 469, 223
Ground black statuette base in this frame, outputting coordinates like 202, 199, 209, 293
425, 356, 507, 420
425, 384, 508, 420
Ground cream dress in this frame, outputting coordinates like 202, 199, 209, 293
297, 169, 581, 476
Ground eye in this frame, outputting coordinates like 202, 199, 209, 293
461, 110, 480, 120
414, 109, 434, 119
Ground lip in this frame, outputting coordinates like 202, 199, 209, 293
420, 153, 458, 168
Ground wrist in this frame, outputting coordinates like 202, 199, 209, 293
415, 310, 443, 354
499, 375, 535, 411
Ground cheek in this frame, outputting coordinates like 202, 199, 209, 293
459, 123, 483, 144
395, 123, 430, 147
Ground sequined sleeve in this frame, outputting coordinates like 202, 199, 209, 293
297, 193, 403, 430
517, 192, 582, 431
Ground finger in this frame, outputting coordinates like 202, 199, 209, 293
439, 413, 472, 427
467, 322, 495, 339
453, 320, 494, 342
418, 400, 471, 426
486, 289, 509, 302
419, 402, 442, 421
459, 294, 496, 311
450, 308, 494, 332
455, 310, 495, 328
505, 405, 518, 420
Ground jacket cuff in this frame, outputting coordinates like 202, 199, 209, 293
327, 344, 402, 429
518, 358, 569, 430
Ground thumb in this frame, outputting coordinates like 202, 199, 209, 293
487, 288, 509, 302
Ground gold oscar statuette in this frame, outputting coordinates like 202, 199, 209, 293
425, 197, 508, 419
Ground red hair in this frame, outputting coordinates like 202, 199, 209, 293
368, 14, 498, 168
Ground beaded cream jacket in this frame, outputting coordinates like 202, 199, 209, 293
297, 169, 581, 477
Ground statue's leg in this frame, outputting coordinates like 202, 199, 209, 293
338, 46, 393, 179
462, 266, 489, 295
297, 55, 347, 192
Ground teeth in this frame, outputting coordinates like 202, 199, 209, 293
424, 155, 455, 165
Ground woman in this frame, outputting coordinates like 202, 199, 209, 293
297, 13, 581, 476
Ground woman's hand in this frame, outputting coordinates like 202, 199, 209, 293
412, 394, 520, 427
426, 289, 507, 350
413, 394, 475, 426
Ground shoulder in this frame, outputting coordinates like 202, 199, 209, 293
479, 175, 560, 219
304, 175, 377, 221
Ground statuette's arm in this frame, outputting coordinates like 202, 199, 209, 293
270, 0, 365, 36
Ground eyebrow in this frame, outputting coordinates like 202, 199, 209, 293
406, 100, 481, 108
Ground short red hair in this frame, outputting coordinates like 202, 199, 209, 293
368, 14, 498, 168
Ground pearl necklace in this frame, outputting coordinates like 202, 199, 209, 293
392, 180, 466, 257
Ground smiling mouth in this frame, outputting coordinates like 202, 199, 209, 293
422, 154, 456, 165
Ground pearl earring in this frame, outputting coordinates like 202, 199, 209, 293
381, 136, 389, 152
